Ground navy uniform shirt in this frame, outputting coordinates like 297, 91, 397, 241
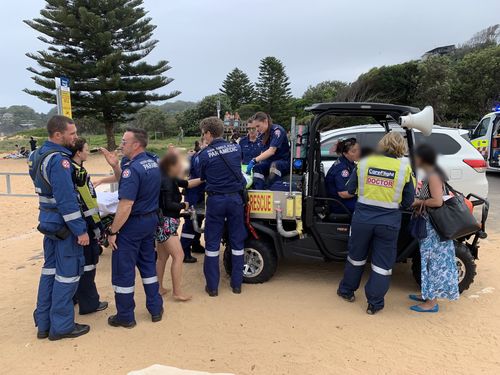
346, 156, 415, 228
259, 124, 290, 162
185, 150, 206, 204
239, 136, 262, 164
118, 152, 161, 215
325, 156, 357, 213
121, 151, 158, 169
199, 138, 245, 194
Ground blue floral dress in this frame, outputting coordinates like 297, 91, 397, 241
417, 174, 459, 301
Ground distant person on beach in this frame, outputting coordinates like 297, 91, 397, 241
178, 127, 184, 144
29, 137, 37, 151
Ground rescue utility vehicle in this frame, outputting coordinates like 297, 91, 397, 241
215, 103, 489, 293
469, 108, 500, 171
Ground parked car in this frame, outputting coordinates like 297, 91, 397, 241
321, 124, 489, 198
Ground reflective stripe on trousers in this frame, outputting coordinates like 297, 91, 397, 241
347, 256, 367, 267
371, 264, 392, 276
55, 274, 80, 283
113, 285, 135, 294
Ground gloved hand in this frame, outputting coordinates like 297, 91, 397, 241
246, 159, 256, 175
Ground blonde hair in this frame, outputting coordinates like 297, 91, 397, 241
377, 132, 407, 158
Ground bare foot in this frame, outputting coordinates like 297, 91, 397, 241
173, 294, 192, 302
159, 287, 169, 296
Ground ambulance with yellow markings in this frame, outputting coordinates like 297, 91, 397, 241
213, 103, 489, 294
469, 108, 500, 170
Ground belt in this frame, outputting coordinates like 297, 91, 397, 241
207, 191, 241, 196
130, 211, 158, 217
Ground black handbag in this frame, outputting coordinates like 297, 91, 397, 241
409, 202, 427, 240
427, 183, 479, 241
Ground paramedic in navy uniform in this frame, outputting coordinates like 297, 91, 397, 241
106, 128, 163, 328
198, 117, 247, 296
239, 118, 262, 164
246, 112, 290, 189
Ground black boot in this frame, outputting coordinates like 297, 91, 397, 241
48, 323, 90, 341
151, 308, 164, 323
205, 286, 218, 297
183, 255, 197, 264
107, 315, 136, 328
366, 304, 383, 315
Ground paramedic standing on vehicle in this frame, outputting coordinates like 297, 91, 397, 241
246, 112, 290, 189
199, 117, 247, 296
28, 115, 90, 341
239, 118, 262, 164
337, 132, 415, 315
106, 128, 163, 328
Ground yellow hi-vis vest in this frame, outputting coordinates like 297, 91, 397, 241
72, 161, 101, 234
357, 155, 414, 209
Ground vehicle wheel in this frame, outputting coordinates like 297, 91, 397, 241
411, 242, 476, 293
223, 238, 277, 284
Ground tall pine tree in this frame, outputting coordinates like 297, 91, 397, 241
255, 56, 292, 124
24, 0, 179, 149
219, 68, 255, 110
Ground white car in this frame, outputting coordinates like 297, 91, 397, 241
321, 124, 489, 198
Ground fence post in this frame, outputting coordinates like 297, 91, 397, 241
6, 174, 11, 194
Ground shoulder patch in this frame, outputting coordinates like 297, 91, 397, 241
341, 169, 350, 178
61, 159, 71, 169
274, 129, 281, 138
122, 169, 131, 179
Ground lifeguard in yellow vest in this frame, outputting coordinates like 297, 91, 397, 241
70, 138, 108, 315
337, 132, 415, 315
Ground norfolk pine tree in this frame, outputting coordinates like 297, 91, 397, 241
255, 57, 292, 125
220, 68, 255, 110
24, 0, 179, 149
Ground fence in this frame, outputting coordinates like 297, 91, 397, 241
0, 172, 117, 197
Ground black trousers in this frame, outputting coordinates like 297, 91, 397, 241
74, 236, 101, 314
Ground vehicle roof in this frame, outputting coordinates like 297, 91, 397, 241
321, 123, 464, 137
305, 102, 421, 119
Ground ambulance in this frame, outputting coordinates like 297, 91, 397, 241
469, 108, 500, 170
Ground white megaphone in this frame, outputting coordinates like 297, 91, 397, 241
399, 106, 434, 136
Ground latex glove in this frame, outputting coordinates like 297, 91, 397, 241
246, 159, 256, 175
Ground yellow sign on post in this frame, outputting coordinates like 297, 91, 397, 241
55, 77, 72, 118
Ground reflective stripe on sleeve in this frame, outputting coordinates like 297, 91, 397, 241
63, 211, 82, 222
83, 207, 99, 217
392, 158, 409, 203
83, 265, 96, 272
41, 267, 56, 275
113, 285, 135, 294
232, 249, 244, 256
55, 274, 80, 283
142, 276, 158, 285
39, 196, 56, 204
41, 153, 60, 185
253, 173, 265, 180
181, 233, 195, 239
371, 264, 392, 276
357, 159, 367, 197
205, 250, 220, 257
347, 256, 367, 267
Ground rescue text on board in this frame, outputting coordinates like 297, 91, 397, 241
249, 193, 273, 213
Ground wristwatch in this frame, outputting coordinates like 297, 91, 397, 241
106, 227, 119, 236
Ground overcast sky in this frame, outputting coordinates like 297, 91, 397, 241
0, 0, 499, 113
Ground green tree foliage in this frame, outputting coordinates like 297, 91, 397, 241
131, 106, 177, 136
415, 56, 453, 122
24, 0, 180, 149
450, 46, 500, 120
302, 80, 348, 105
220, 68, 255, 110
255, 56, 292, 124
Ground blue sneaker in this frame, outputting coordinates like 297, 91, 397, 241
410, 304, 439, 313
408, 294, 425, 302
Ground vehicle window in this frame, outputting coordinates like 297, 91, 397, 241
320, 133, 359, 160
414, 133, 461, 155
471, 117, 490, 139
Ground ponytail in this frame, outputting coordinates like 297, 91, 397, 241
253, 112, 273, 145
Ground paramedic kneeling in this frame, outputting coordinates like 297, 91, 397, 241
246, 112, 290, 189
199, 117, 247, 296
337, 132, 415, 315
107, 128, 163, 328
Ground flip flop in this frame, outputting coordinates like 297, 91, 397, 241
410, 304, 439, 313
408, 294, 425, 302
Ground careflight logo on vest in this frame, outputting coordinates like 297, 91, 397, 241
207, 144, 238, 158
366, 167, 396, 188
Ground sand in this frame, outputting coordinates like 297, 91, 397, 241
1, 156, 500, 375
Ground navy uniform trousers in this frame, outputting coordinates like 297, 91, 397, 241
180, 215, 204, 257
204, 194, 246, 291
35, 230, 84, 335
252, 159, 290, 190
74, 236, 100, 314
112, 213, 163, 323
338, 221, 398, 309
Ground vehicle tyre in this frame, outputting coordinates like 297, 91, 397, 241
411, 242, 476, 294
223, 238, 277, 284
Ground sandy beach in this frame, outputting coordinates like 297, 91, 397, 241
1, 156, 499, 375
